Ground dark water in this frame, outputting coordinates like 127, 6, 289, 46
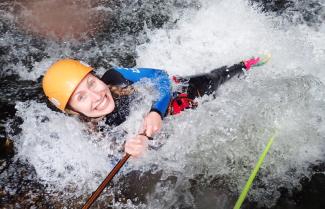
1, 0, 325, 208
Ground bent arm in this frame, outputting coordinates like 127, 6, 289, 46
102, 67, 172, 118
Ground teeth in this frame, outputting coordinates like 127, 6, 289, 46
96, 95, 107, 110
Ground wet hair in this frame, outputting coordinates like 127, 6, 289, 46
107, 85, 135, 97
91, 70, 135, 98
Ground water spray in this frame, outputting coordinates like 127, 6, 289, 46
233, 132, 277, 209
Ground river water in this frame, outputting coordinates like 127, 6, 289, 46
1, 0, 325, 208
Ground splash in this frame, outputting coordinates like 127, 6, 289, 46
2, 0, 325, 208
13, 101, 112, 195
134, 0, 325, 207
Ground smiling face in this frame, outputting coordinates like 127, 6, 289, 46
68, 73, 115, 118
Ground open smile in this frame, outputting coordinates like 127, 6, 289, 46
94, 94, 109, 111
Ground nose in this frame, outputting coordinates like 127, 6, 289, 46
88, 88, 102, 102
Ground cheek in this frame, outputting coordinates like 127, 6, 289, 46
95, 79, 108, 90
73, 99, 92, 114
102, 84, 110, 93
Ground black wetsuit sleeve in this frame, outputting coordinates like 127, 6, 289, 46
101, 69, 133, 86
186, 62, 246, 99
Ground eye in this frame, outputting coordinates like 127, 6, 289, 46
88, 78, 96, 89
78, 94, 86, 101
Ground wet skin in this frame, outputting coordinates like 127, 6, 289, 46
68, 73, 115, 118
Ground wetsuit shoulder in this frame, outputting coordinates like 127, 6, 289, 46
101, 69, 133, 87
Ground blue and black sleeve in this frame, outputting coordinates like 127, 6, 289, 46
101, 67, 172, 118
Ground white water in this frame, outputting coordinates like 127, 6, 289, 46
13, 101, 111, 194
6, 0, 325, 208
134, 0, 325, 207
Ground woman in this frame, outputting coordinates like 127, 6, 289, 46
42, 54, 271, 157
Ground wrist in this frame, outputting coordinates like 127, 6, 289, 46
139, 133, 153, 140
149, 108, 163, 119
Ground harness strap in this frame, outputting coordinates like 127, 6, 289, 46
168, 93, 198, 115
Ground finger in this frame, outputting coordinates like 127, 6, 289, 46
137, 134, 148, 141
133, 137, 148, 147
125, 144, 142, 156
138, 133, 153, 141
134, 138, 146, 146
152, 125, 160, 134
125, 139, 141, 150
145, 126, 153, 137
127, 136, 148, 146
125, 142, 147, 157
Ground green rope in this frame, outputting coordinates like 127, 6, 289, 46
233, 132, 276, 209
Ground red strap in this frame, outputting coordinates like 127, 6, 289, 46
172, 75, 180, 83
170, 93, 197, 115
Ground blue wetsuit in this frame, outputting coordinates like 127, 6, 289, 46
101, 67, 172, 126
101, 62, 246, 126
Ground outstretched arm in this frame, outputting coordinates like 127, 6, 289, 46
113, 67, 172, 118
102, 67, 172, 137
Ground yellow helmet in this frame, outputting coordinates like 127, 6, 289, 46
42, 59, 93, 111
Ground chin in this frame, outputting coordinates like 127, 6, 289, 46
85, 99, 115, 118
94, 103, 115, 118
